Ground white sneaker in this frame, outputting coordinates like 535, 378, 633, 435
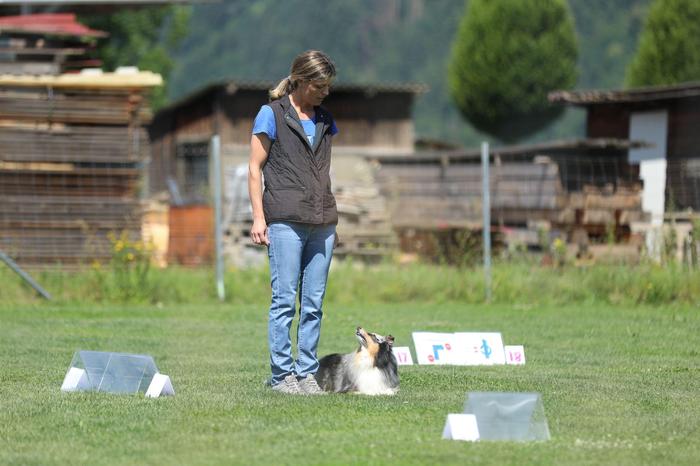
297, 374, 326, 395
271, 374, 303, 395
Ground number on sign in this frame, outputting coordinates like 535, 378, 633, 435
504, 345, 525, 365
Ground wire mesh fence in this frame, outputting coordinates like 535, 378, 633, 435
0, 73, 157, 270
2, 78, 700, 277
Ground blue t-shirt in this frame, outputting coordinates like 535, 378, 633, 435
252, 105, 338, 146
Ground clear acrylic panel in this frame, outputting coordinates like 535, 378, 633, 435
463, 392, 550, 441
67, 350, 159, 394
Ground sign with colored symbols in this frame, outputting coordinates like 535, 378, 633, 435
412, 332, 506, 365
392, 346, 414, 365
411, 332, 459, 365
453, 332, 506, 365
504, 345, 526, 365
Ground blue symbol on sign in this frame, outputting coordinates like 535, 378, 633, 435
432, 344, 444, 360
480, 339, 492, 359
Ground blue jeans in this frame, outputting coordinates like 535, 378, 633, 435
267, 222, 336, 385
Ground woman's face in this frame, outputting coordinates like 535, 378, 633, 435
299, 78, 332, 106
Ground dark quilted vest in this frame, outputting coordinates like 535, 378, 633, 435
262, 95, 338, 225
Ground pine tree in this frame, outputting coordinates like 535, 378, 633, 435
626, 0, 700, 87
448, 0, 578, 142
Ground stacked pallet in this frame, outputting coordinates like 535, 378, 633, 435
333, 184, 397, 259
373, 155, 645, 243
331, 154, 397, 260
374, 160, 563, 228
557, 184, 646, 241
221, 156, 397, 266
0, 71, 161, 267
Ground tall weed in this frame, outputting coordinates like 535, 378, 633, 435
3, 260, 700, 307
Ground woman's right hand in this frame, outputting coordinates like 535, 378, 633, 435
250, 218, 269, 246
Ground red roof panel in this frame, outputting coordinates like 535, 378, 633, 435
0, 13, 107, 38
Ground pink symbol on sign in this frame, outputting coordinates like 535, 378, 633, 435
428, 354, 434, 362
444, 343, 452, 351
398, 352, 407, 363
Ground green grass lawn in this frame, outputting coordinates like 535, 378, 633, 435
1, 301, 698, 465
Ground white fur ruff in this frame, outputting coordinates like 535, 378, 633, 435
352, 351, 398, 396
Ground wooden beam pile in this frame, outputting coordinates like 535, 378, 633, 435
373, 156, 644, 241
222, 155, 398, 265
329, 155, 397, 260
333, 184, 397, 259
0, 71, 161, 267
374, 161, 563, 228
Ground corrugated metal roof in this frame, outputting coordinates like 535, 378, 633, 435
549, 81, 700, 105
224, 80, 429, 94
369, 138, 648, 164
0, 13, 107, 37
159, 79, 428, 114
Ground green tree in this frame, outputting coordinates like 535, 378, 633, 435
626, 0, 700, 87
448, 0, 578, 142
80, 6, 191, 110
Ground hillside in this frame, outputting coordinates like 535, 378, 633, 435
168, 0, 651, 147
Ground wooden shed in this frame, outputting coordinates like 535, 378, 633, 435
148, 81, 424, 194
550, 81, 700, 223
148, 80, 426, 262
0, 70, 161, 267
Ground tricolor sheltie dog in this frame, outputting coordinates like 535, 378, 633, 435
316, 326, 399, 395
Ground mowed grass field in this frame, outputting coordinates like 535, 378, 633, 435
1, 301, 698, 465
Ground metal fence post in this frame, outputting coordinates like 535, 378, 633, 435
0, 250, 52, 300
211, 134, 225, 301
481, 141, 492, 302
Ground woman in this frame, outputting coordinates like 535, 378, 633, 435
248, 50, 338, 395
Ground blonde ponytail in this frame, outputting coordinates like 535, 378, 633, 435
269, 76, 293, 101
268, 50, 336, 102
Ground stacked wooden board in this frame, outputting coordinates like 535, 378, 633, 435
221, 155, 398, 265
0, 71, 161, 267
371, 147, 645, 244
329, 154, 397, 260
373, 160, 563, 228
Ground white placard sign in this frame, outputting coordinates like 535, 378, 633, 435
453, 332, 506, 365
145, 373, 175, 398
393, 346, 414, 365
412, 332, 458, 365
442, 414, 480, 441
504, 345, 526, 365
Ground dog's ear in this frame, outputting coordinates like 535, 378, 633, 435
386, 335, 395, 346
